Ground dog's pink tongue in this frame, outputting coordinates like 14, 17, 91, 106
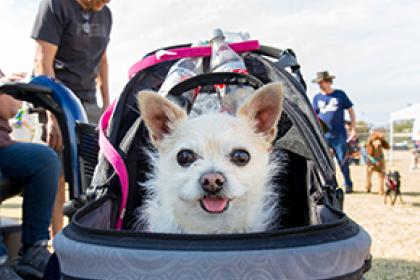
202, 197, 228, 213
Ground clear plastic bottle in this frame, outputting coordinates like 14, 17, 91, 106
158, 44, 204, 99
210, 28, 247, 74
210, 28, 253, 114
223, 31, 251, 43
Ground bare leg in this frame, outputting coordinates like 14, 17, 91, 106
51, 174, 65, 236
411, 152, 419, 170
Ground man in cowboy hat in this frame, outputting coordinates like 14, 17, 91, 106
312, 71, 356, 193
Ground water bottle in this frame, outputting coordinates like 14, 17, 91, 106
210, 28, 247, 74
223, 31, 251, 43
158, 43, 203, 99
210, 28, 253, 113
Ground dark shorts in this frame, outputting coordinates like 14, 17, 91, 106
81, 102, 102, 124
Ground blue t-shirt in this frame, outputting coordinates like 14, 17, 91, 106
312, 89, 353, 139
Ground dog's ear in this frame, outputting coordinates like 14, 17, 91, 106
381, 137, 390, 150
238, 82, 284, 143
137, 91, 187, 144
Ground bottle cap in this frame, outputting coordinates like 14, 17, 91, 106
211, 28, 225, 42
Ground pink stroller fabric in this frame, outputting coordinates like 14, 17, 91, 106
128, 40, 260, 78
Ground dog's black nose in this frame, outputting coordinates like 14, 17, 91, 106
200, 172, 225, 193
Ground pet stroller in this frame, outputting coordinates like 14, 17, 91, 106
0, 39, 371, 280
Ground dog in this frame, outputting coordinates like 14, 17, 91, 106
135, 83, 284, 234
384, 170, 403, 206
365, 131, 390, 195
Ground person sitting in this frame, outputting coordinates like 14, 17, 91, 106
0, 74, 60, 279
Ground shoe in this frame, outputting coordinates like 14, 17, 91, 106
14, 240, 51, 279
345, 188, 353, 194
0, 262, 23, 280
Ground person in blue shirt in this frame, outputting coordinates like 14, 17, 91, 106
312, 71, 357, 193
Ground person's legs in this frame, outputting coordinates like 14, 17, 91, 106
81, 101, 102, 124
0, 142, 59, 249
327, 136, 353, 192
412, 150, 420, 170
49, 101, 101, 236
0, 142, 59, 278
0, 234, 7, 260
51, 174, 65, 236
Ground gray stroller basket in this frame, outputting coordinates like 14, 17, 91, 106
53, 44, 372, 280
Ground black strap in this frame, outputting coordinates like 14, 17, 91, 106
167, 72, 263, 96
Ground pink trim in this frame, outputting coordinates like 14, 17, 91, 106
128, 40, 260, 78
98, 40, 260, 230
99, 100, 128, 230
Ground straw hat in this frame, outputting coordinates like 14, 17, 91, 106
312, 71, 336, 83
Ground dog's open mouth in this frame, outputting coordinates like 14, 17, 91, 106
199, 197, 230, 214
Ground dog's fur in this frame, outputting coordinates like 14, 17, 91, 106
384, 171, 403, 206
365, 131, 390, 195
135, 83, 284, 234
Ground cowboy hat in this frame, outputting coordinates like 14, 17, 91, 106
312, 71, 336, 83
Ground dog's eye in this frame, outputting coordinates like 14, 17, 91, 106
230, 149, 250, 166
177, 149, 197, 167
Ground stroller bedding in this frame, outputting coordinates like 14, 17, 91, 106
50, 41, 371, 280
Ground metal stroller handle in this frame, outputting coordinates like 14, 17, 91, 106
167, 72, 263, 97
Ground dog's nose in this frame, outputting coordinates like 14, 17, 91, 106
200, 172, 226, 193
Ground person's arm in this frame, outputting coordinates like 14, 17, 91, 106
97, 51, 110, 110
0, 95, 22, 119
0, 73, 26, 118
33, 40, 58, 77
347, 107, 357, 140
33, 39, 62, 150
341, 91, 356, 140
312, 96, 319, 114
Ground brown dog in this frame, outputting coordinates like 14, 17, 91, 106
365, 131, 390, 194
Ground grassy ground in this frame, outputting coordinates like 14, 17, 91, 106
1, 151, 419, 279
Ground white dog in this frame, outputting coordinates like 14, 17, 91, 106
135, 83, 284, 234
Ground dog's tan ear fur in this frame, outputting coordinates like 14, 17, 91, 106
238, 82, 284, 143
137, 91, 187, 145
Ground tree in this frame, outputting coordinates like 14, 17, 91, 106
393, 120, 414, 133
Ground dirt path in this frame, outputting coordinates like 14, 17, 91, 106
341, 151, 420, 280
